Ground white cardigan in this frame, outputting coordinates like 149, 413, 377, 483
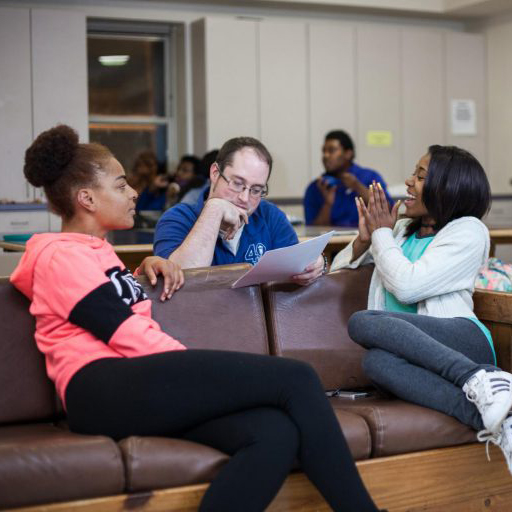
330, 217, 490, 318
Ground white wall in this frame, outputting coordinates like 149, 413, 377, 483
481, 14, 512, 195
0, 6, 88, 202
0, 0, 500, 203
193, 16, 487, 198
0, 8, 32, 202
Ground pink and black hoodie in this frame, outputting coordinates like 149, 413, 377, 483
10, 233, 186, 406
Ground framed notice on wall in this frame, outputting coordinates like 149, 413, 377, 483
450, 99, 477, 136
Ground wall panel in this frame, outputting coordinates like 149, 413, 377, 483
308, 23, 356, 183
259, 21, 309, 198
356, 26, 402, 186
31, 9, 88, 140
192, 17, 259, 156
445, 32, 486, 167
0, 8, 32, 202
485, 21, 512, 193
401, 29, 445, 185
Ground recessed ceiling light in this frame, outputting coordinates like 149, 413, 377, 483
98, 55, 130, 66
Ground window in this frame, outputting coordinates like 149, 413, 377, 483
87, 22, 177, 175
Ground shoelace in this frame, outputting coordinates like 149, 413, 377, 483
477, 429, 501, 462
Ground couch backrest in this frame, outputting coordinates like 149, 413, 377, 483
140, 264, 269, 355
0, 278, 57, 425
262, 266, 374, 390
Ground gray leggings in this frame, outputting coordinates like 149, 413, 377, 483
348, 311, 497, 430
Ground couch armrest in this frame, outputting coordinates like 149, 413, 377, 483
474, 289, 512, 372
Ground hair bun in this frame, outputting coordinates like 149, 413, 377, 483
24, 125, 79, 187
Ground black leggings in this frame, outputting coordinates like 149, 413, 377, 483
65, 350, 378, 512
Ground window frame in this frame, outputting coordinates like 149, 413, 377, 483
87, 21, 177, 173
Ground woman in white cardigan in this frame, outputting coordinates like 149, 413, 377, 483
331, 145, 512, 472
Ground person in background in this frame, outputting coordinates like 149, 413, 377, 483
12, 124, 382, 512
128, 150, 168, 212
304, 130, 393, 227
180, 149, 218, 206
154, 136, 325, 285
331, 145, 512, 474
166, 155, 203, 208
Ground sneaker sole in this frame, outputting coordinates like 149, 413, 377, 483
486, 392, 512, 433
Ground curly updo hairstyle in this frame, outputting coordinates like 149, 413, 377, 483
24, 125, 113, 219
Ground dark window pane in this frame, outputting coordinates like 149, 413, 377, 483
89, 124, 168, 174
88, 36, 165, 116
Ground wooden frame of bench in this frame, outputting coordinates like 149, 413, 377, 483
8, 443, 512, 512
7, 290, 512, 512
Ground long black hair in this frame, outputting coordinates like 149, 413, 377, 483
405, 145, 491, 237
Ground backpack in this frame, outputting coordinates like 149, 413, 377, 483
475, 257, 512, 292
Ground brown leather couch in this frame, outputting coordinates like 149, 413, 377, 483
1, 264, 512, 512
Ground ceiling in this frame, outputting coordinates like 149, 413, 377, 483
150, 0, 512, 19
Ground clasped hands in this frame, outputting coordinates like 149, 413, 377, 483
356, 182, 401, 243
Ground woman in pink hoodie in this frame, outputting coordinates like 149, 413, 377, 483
11, 125, 381, 512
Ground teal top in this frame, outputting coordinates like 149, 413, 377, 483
384, 233, 435, 314
384, 232, 496, 364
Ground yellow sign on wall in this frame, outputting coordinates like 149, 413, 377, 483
366, 131, 393, 147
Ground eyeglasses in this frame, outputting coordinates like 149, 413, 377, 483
218, 169, 268, 198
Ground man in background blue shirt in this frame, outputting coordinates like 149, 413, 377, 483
304, 130, 393, 227
154, 136, 325, 286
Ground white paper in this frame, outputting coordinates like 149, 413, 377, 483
450, 99, 477, 136
231, 231, 335, 288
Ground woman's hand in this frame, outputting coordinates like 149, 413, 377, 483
350, 196, 372, 262
134, 256, 184, 301
359, 182, 401, 236
355, 196, 371, 243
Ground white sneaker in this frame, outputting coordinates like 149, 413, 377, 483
463, 369, 512, 433
477, 416, 512, 475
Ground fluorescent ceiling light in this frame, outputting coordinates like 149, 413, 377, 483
98, 55, 130, 66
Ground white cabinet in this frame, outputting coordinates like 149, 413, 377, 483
0, 8, 32, 202
0, 209, 49, 235
48, 211, 62, 232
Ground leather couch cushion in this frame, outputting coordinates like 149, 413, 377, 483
119, 437, 229, 491
119, 409, 372, 491
332, 396, 477, 457
262, 267, 374, 389
0, 279, 56, 425
140, 264, 269, 354
0, 424, 124, 509
332, 408, 372, 460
